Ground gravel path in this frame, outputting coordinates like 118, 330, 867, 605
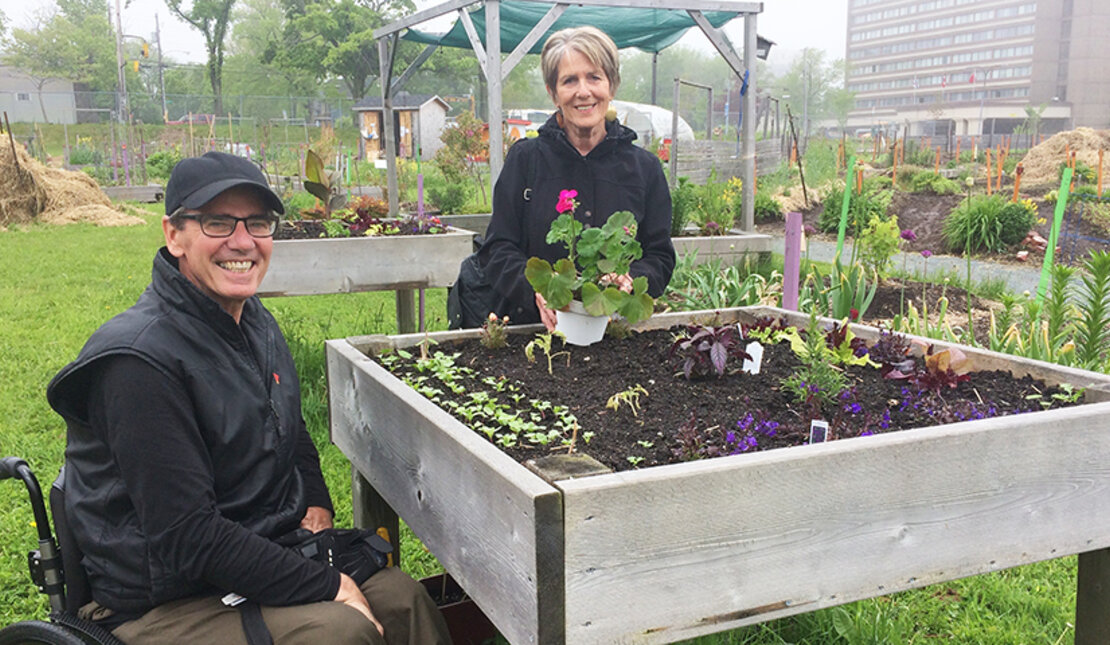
768, 234, 1047, 296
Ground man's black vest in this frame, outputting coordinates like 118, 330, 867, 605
47, 248, 309, 611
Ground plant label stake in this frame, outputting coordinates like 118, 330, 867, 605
809, 420, 829, 444
741, 341, 764, 375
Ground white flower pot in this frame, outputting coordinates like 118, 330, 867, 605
555, 300, 609, 346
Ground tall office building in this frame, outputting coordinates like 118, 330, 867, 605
844, 0, 1110, 136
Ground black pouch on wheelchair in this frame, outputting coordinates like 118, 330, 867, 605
278, 528, 392, 585
447, 250, 499, 330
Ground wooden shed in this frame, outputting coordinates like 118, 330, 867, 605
353, 92, 449, 161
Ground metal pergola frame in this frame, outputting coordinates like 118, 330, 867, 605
374, 0, 763, 230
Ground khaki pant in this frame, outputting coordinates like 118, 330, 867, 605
87, 568, 451, 645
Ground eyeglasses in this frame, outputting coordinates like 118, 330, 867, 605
174, 212, 279, 238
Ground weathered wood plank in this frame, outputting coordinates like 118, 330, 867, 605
1076, 547, 1110, 644
326, 339, 565, 645
559, 401, 1110, 643
102, 184, 165, 203
258, 227, 473, 297
673, 232, 773, 263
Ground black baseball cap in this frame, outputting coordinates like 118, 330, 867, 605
165, 151, 284, 216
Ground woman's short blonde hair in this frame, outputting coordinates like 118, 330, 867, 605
541, 26, 621, 100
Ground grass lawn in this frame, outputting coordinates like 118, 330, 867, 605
0, 211, 1081, 643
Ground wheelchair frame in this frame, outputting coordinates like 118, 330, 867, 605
0, 456, 124, 645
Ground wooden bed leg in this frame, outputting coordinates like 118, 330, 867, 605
1076, 547, 1110, 644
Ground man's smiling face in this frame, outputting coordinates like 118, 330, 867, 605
163, 185, 273, 322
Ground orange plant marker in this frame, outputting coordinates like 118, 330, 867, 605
857, 164, 864, 193
956, 137, 962, 160
935, 147, 941, 173
1013, 163, 1024, 202
1099, 149, 1104, 195
997, 148, 1006, 191
985, 148, 993, 194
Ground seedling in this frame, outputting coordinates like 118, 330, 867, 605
525, 332, 570, 375
480, 313, 511, 349
606, 384, 648, 416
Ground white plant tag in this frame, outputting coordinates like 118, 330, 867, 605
809, 420, 829, 444
741, 341, 764, 375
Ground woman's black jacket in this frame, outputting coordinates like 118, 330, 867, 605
478, 114, 676, 325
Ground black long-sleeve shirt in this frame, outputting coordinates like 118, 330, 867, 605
87, 354, 340, 620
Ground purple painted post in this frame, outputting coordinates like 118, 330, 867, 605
417, 174, 425, 218
783, 211, 802, 311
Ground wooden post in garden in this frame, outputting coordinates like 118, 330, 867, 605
997, 149, 1005, 192
351, 467, 400, 568
783, 212, 802, 311
990, 148, 999, 193
891, 141, 899, 189
1076, 548, 1110, 644
935, 147, 941, 173
1098, 149, 1104, 195
1013, 163, 1024, 202
956, 137, 961, 160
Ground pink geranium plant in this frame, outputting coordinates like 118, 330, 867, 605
524, 189, 655, 324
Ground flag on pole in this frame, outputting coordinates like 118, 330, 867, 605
969, 72, 976, 84
941, 75, 947, 88
913, 75, 919, 89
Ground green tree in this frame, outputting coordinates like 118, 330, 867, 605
779, 48, 844, 138
223, 0, 318, 117
165, 0, 237, 114
267, 0, 413, 105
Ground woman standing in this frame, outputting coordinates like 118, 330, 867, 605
479, 26, 675, 330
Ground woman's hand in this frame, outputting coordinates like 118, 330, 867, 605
600, 273, 634, 293
334, 572, 384, 636
299, 506, 333, 533
535, 292, 558, 332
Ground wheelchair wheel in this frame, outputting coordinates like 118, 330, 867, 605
0, 621, 88, 645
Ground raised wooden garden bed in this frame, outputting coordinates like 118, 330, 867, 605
672, 229, 773, 266
325, 306, 1110, 644
259, 226, 474, 297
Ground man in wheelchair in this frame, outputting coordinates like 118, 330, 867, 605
44, 152, 451, 645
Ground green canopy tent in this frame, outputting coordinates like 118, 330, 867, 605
402, 3, 740, 54
373, 0, 762, 233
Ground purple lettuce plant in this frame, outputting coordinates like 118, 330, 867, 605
669, 324, 752, 380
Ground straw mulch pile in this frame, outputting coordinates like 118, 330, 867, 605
0, 143, 144, 228
1018, 127, 1110, 186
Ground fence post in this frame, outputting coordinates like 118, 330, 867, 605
783, 212, 802, 311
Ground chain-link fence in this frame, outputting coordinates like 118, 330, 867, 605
3, 90, 359, 126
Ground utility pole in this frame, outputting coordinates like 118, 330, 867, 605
113, 0, 128, 124
156, 14, 167, 123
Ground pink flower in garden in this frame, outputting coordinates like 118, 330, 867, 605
901, 229, 917, 241
556, 189, 578, 214
921, 249, 933, 259
803, 224, 817, 236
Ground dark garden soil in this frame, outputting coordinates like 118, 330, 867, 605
273, 214, 448, 240
384, 324, 1082, 474
274, 220, 328, 239
756, 183, 1110, 266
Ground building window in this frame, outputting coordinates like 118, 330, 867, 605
17, 93, 30, 101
